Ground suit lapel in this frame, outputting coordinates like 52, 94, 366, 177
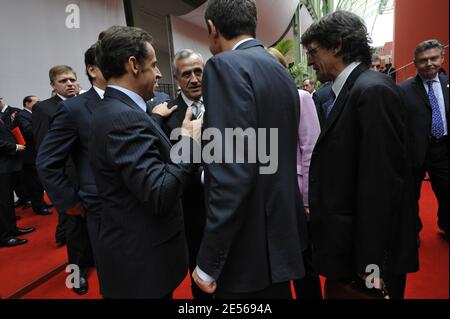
317, 64, 367, 143
412, 75, 432, 111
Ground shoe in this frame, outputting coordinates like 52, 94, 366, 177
0, 237, 28, 248
15, 199, 31, 209
45, 202, 54, 209
55, 237, 67, 246
73, 276, 89, 295
14, 227, 36, 236
15, 215, 21, 220
35, 208, 52, 215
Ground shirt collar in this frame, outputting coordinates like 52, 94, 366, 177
24, 108, 32, 114
232, 37, 255, 51
332, 62, 361, 99
108, 85, 147, 112
420, 73, 440, 84
1, 104, 8, 112
93, 86, 105, 99
57, 94, 67, 101
181, 92, 203, 107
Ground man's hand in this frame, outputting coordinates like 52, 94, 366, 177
181, 107, 202, 141
152, 102, 178, 118
10, 111, 17, 124
16, 144, 26, 152
304, 207, 310, 221
66, 202, 86, 218
192, 268, 217, 294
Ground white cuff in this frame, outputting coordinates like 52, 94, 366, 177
195, 266, 214, 283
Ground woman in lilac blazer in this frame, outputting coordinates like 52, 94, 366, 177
267, 47, 322, 299
297, 89, 321, 211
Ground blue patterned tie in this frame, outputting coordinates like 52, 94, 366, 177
324, 90, 336, 118
426, 80, 445, 138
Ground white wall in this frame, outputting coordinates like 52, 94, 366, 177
0, 0, 126, 107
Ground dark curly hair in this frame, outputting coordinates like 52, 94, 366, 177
96, 26, 153, 80
301, 10, 373, 67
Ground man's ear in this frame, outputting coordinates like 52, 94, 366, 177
87, 65, 97, 80
127, 56, 140, 77
332, 43, 342, 56
207, 20, 218, 38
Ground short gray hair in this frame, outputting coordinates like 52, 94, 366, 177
304, 78, 316, 86
172, 49, 203, 76
414, 40, 445, 59
371, 54, 381, 63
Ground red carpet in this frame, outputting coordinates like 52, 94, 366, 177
1, 182, 447, 299
404, 180, 449, 299
0, 204, 66, 299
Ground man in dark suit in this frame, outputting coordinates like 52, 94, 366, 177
36, 45, 106, 295
1, 96, 30, 209
192, 0, 307, 299
89, 26, 201, 298
0, 119, 35, 248
301, 11, 418, 299
157, 49, 211, 299
16, 96, 51, 216
400, 40, 449, 241
32, 65, 79, 245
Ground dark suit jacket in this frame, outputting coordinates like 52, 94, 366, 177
88, 87, 196, 298
0, 120, 22, 174
312, 81, 332, 124
147, 91, 171, 110
1, 105, 21, 128
400, 73, 449, 168
163, 94, 206, 263
16, 109, 36, 164
308, 64, 419, 280
32, 95, 62, 149
32, 94, 78, 188
36, 88, 101, 215
198, 39, 307, 293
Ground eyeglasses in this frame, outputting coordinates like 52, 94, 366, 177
305, 45, 321, 58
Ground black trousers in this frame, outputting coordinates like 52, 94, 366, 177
12, 170, 29, 203
215, 281, 292, 299
65, 214, 94, 278
293, 247, 323, 299
86, 209, 101, 265
20, 163, 45, 212
415, 140, 449, 233
293, 220, 323, 299
0, 172, 18, 241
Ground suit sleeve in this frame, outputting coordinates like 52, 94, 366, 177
196, 57, 258, 280
32, 103, 49, 150
36, 103, 80, 213
17, 112, 33, 141
106, 110, 197, 216
0, 137, 17, 155
354, 83, 407, 275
